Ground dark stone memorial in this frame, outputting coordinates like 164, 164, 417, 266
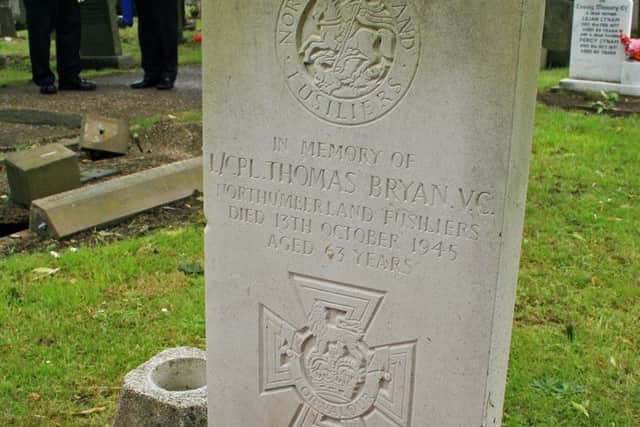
80, 0, 133, 69
0, 0, 17, 38
543, 0, 574, 67
177, 0, 185, 43
9, 0, 25, 30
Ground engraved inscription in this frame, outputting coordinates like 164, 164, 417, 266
209, 135, 496, 275
575, 1, 630, 57
260, 273, 416, 426
276, 0, 420, 126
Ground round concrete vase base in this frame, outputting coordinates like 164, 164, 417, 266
621, 60, 640, 86
113, 347, 207, 427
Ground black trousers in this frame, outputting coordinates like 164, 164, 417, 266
24, 0, 82, 86
135, 0, 178, 81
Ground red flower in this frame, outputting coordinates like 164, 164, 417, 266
193, 33, 202, 43
620, 31, 640, 61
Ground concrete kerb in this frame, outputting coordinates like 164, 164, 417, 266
30, 157, 203, 238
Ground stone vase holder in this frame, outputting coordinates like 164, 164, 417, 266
113, 347, 207, 427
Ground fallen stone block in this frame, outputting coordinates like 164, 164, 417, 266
80, 114, 130, 156
113, 347, 207, 427
5, 143, 81, 206
0, 109, 82, 128
30, 157, 202, 238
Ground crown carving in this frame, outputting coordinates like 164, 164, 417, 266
307, 342, 365, 403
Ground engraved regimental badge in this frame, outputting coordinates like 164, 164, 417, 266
261, 274, 416, 426
276, 0, 420, 126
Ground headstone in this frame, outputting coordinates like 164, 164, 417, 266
185, 0, 200, 20
5, 143, 81, 206
0, 0, 17, 38
0, 55, 6, 69
570, 0, 632, 81
560, 0, 639, 95
80, 0, 133, 69
203, 1, 544, 426
80, 114, 130, 156
9, 0, 25, 30
540, 47, 549, 69
543, 0, 574, 67
177, 0, 185, 43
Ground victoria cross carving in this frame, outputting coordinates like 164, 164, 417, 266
276, 0, 420, 126
260, 274, 416, 426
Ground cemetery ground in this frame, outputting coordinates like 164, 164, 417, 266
0, 24, 203, 252
0, 49, 639, 426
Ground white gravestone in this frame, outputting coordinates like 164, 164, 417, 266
204, 1, 544, 426
561, 0, 640, 96
568, 0, 633, 82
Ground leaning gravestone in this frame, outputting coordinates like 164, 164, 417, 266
560, 0, 638, 94
80, 0, 133, 69
204, 1, 544, 425
0, 0, 16, 37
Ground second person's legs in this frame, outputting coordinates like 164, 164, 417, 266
153, 0, 178, 87
55, 0, 82, 85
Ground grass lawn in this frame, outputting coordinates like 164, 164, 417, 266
1, 67, 639, 425
0, 23, 201, 88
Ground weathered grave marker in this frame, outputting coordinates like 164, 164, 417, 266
80, 0, 133, 69
204, 1, 544, 425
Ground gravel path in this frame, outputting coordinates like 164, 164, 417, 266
0, 66, 202, 119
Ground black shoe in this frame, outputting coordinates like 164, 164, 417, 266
59, 78, 97, 91
39, 84, 57, 95
156, 77, 174, 90
130, 78, 158, 89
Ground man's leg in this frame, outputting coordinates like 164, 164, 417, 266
133, 0, 161, 85
55, 0, 81, 85
24, 0, 55, 87
154, 0, 178, 88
